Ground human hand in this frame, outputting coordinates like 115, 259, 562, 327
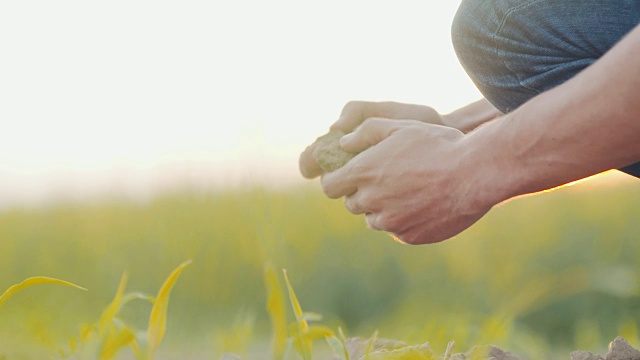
321, 118, 496, 245
299, 101, 444, 179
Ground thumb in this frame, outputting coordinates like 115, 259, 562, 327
339, 117, 400, 153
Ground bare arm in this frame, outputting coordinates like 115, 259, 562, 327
470, 23, 640, 206
321, 24, 640, 245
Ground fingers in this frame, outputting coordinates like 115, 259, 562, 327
321, 165, 357, 199
299, 141, 323, 179
321, 118, 403, 198
339, 117, 402, 153
330, 100, 443, 133
330, 101, 372, 133
365, 213, 382, 231
302, 117, 402, 180
343, 191, 370, 215
302, 100, 441, 179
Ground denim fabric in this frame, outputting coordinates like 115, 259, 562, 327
451, 0, 640, 177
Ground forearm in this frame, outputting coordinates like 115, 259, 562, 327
466, 25, 640, 204
442, 98, 503, 133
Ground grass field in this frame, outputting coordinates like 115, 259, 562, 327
0, 173, 639, 359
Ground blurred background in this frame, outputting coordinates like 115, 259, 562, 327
1, 1, 639, 359
0, 1, 475, 208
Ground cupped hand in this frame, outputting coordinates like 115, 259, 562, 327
321, 118, 494, 245
299, 101, 444, 179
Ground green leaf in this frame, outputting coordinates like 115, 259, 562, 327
283, 269, 312, 359
282, 270, 307, 330
99, 326, 136, 360
302, 312, 323, 322
326, 336, 349, 360
121, 292, 155, 307
364, 331, 378, 360
98, 273, 128, 337
147, 260, 192, 358
0, 276, 86, 307
264, 264, 288, 359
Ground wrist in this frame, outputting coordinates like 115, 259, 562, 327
459, 118, 527, 209
460, 107, 581, 208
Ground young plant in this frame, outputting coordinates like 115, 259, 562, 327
146, 259, 192, 359
0, 276, 86, 307
278, 269, 349, 360
264, 264, 288, 359
67, 260, 192, 360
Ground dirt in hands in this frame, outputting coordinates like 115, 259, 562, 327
313, 130, 357, 173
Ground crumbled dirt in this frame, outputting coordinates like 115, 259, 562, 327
570, 351, 604, 360
602, 337, 640, 360
345, 336, 640, 359
219, 336, 640, 359
312, 130, 357, 173
343, 337, 520, 359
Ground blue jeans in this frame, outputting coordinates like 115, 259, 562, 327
451, 0, 640, 177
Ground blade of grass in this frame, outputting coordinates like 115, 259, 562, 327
283, 269, 312, 359
264, 264, 288, 359
98, 273, 128, 337
0, 276, 87, 307
99, 326, 136, 360
337, 327, 350, 360
283, 338, 302, 360
282, 270, 307, 331
302, 312, 323, 322
364, 331, 378, 360
146, 260, 192, 359
121, 292, 155, 307
302, 325, 334, 342
326, 336, 349, 360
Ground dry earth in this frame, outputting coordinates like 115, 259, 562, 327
220, 336, 640, 360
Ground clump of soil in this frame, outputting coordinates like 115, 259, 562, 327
346, 336, 640, 359
571, 336, 640, 360
219, 336, 640, 359
312, 130, 357, 173
344, 337, 519, 360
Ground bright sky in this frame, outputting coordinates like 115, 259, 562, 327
0, 1, 483, 208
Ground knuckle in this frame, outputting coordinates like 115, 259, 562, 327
320, 178, 339, 199
335, 101, 369, 132
366, 212, 395, 232
344, 196, 364, 214
343, 197, 357, 214
344, 100, 364, 109
374, 215, 395, 232
323, 190, 341, 200
342, 100, 365, 115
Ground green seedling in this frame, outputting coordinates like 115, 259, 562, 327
0, 277, 86, 307
66, 260, 191, 360
146, 259, 192, 359
265, 264, 288, 359
279, 269, 350, 360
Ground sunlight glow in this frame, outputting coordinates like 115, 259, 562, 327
1, 1, 481, 207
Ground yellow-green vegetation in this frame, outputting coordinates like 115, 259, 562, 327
0, 277, 86, 307
0, 174, 639, 358
0, 261, 190, 359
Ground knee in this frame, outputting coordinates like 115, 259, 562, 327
451, 1, 523, 112
450, 0, 480, 61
